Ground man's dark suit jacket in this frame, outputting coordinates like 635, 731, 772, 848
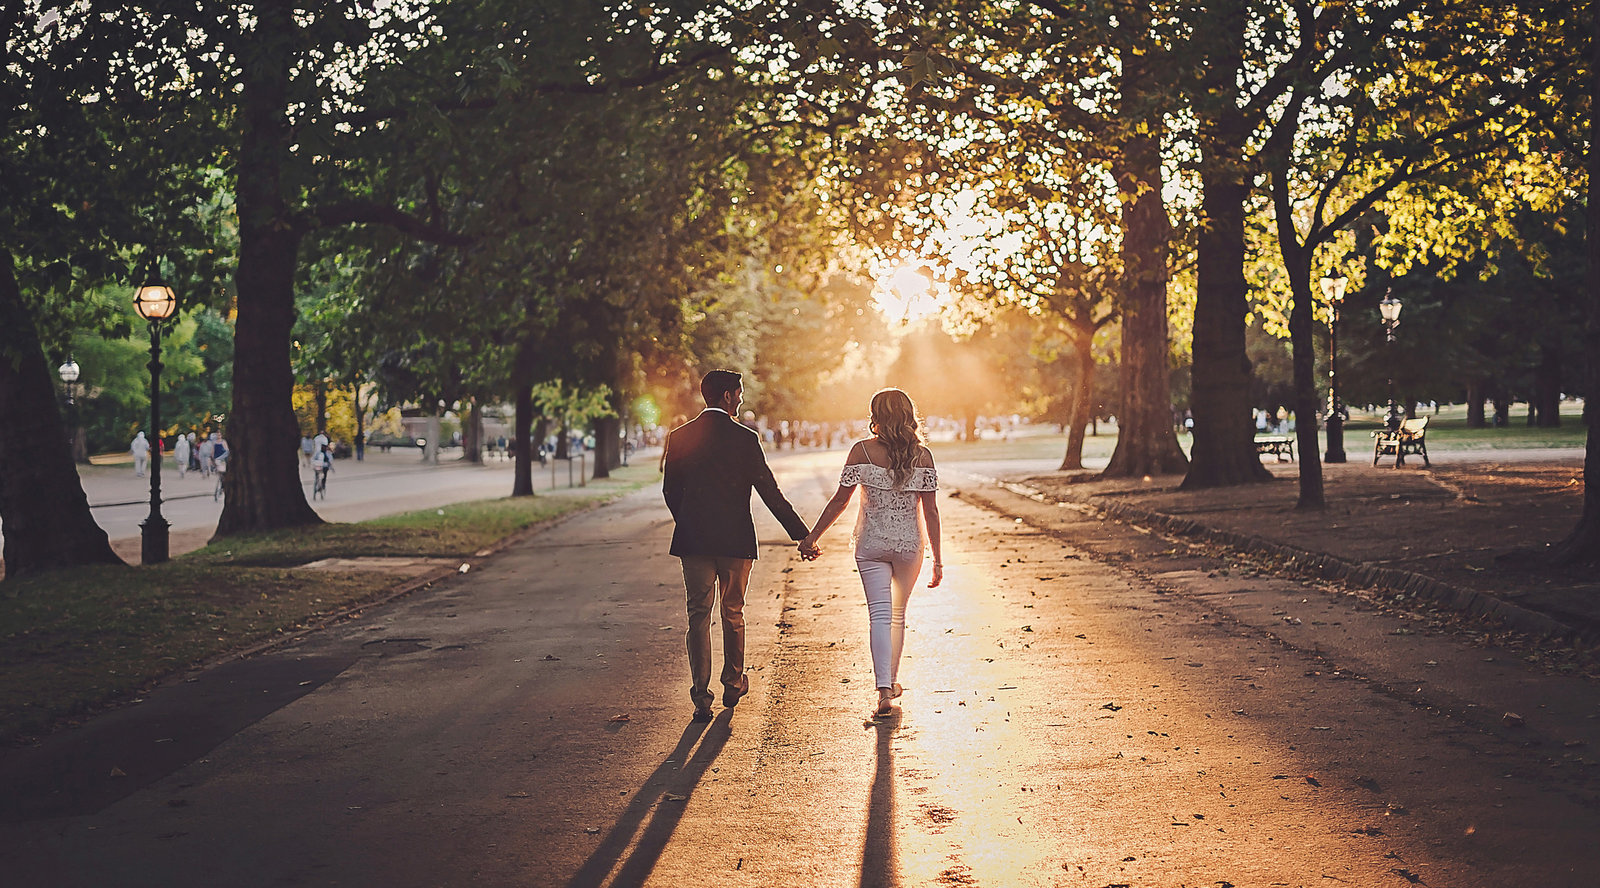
663, 409, 810, 559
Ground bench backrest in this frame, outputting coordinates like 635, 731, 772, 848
1402, 417, 1428, 434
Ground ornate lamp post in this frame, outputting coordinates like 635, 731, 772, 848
1320, 270, 1349, 463
134, 276, 178, 564
1379, 290, 1404, 432
58, 358, 82, 463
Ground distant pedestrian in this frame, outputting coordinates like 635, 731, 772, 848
187, 432, 200, 473
301, 434, 314, 467
354, 431, 365, 461
174, 433, 191, 479
211, 433, 229, 471
313, 428, 330, 458
311, 442, 332, 499
198, 434, 214, 477
130, 431, 149, 478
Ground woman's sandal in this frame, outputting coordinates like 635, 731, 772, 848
891, 683, 903, 699
872, 701, 894, 719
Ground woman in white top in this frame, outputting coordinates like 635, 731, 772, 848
801, 388, 943, 718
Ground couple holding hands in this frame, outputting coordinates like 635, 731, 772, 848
662, 370, 943, 722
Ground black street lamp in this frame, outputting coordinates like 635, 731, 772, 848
134, 276, 178, 565
57, 358, 82, 462
1320, 270, 1349, 463
1379, 290, 1404, 432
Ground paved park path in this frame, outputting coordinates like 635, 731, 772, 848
3, 450, 1597, 886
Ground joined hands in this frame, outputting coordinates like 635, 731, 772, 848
798, 539, 822, 561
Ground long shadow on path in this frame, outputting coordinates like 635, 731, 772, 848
859, 713, 898, 888
563, 711, 733, 888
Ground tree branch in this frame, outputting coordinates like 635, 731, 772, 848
305, 201, 473, 246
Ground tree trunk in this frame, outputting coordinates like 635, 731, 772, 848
424, 414, 440, 464
1535, 342, 1562, 428
214, 0, 320, 538
354, 382, 366, 460
555, 420, 570, 460
1181, 0, 1269, 490
1102, 128, 1188, 478
1059, 325, 1095, 471
1550, 8, 1600, 564
0, 252, 124, 576
512, 384, 535, 496
313, 379, 327, 434
1283, 246, 1326, 509
964, 411, 979, 443
592, 415, 618, 479
462, 400, 482, 463
1465, 380, 1486, 428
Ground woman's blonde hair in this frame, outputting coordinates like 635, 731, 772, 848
869, 388, 924, 487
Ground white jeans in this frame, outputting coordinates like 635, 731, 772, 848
855, 544, 924, 689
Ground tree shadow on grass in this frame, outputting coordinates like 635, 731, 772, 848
563, 710, 733, 888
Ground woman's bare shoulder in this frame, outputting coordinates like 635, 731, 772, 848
914, 444, 936, 468
844, 439, 871, 463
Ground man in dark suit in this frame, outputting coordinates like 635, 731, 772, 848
663, 369, 814, 721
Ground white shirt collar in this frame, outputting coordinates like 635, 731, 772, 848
702, 407, 730, 416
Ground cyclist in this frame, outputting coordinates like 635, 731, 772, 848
311, 442, 333, 499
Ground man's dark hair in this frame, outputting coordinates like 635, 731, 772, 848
701, 369, 742, 406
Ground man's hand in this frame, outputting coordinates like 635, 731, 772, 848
798, 540, 822, 561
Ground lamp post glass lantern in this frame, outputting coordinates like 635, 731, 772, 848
134, 279, 177, 564
1319, 271, 1349, 463
1379, 291, 1403, 431
58, 358, 81, 461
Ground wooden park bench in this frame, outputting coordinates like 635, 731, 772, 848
1254, 435, 1295, 462
1372, 416, 1430, 467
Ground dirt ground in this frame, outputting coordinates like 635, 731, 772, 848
1009, 456, 1599, 638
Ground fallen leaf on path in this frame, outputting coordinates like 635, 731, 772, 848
543, 654, 560, 661
585, 827, 600, 834
1502, 712, 1525, 727
608, 714, 631, 723
1101, 702, 1122, 711
1305, 775, 1322, 787
664, 793, 687, 802
506, 791, 531, 799
109, 767, 126, 778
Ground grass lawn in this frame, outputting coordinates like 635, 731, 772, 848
0, 462, 661, 744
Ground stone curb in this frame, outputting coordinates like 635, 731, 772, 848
986, 479, 1583, 644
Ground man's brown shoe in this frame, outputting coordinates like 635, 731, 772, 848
722, 675, 749, 708
692, 706, 714, 722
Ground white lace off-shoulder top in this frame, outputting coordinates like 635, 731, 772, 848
839, 462, 938, 554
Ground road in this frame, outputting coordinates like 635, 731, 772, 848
3, 449, 1597, 886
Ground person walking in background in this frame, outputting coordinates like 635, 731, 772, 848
300, 434, 314, 468
311, 442, 332, 499
197, 433, 213, 477
174, 432, 190, 479
130, 431, 149, 478
801, 388, 943, 719
662, 369, 815, 722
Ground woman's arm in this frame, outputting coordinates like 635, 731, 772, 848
801, 485, 856, 554
919, 490, 942, 586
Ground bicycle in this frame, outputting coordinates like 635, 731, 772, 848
213, 457, 227, 501
312, 466, 329, 500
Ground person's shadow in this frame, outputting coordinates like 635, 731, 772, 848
564, 711, 734, 888
859, 711, 899, 888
